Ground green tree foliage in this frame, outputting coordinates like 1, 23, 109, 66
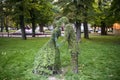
1, 0, 54, 39
90, 0, 113, 35
0, 1, 4, 32
110, 0, 120, 23
55, 0, 94, 40
34, 0, 54, 32
0, 0, 13, 33
55, 0, 81, 41
6, 0, 29, 39
81, 0, 94, 39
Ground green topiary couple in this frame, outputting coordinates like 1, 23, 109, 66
33, 17, 79, 75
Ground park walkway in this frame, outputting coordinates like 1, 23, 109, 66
0, 32, 51, 37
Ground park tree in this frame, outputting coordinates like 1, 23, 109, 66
81, 0, 94, 39
3, 0, 13, 34
92, 0, 112, 35
25, 0, 54, 35
3, 0, 54, 39
109, 0, 120, 23
35, 0, 54, 33
0, 1, 4, 32
0, 0, 11, 33
3, 0, 24, 40
28, 0, 37, 37
8, 0, 27, 40
28, 0, 54, 37
17, 0, 27, 40
0, 0, 15, 37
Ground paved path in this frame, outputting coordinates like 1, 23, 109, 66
48, 76, 64, 80
0, 34, 51, 37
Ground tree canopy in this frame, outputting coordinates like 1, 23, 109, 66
0, 0, 55, 39
109, 0, 120, 23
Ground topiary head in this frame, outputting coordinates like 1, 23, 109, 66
59, 17, 69, 24
54, 20, 62, 28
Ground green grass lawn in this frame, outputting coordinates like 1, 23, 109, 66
0, 35, 120, 80
78, 35, 120, 80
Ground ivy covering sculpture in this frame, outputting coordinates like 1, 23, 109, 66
33, 16, 79, 75
33, 20, 62, 75
64, 23, 79, 73
59, 16, 79, 73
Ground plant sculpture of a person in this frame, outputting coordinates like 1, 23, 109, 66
64, 23, 79, 73
33, 21, 62, 75
59, 16, 79, 73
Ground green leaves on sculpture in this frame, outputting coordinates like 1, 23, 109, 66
33, 20, 62, 75
64, 23, 79, 73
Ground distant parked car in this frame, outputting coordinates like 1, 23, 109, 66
80, 23, 93, 33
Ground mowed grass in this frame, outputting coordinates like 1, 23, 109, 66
0, 37, 49, 80
78, 35, 120, 80
0, 35, 120, 80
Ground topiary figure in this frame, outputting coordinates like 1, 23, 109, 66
58, 16, 79, 73
33, 20, 62, 75
64, 23, 79, 73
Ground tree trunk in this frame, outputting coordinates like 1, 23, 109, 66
75, 20, 81, 42
5, 16, 9, 37
0, 17, 4, 32
32, 20, 36, 37
101, 21, 107, 35
29, 8, 36, 37
19, 14, 26, 40
83, 21, 89, 39
0, 2, 4, 32
39, 24, 44, 33
16, 24, 19, 30
19, 2, 26, 40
